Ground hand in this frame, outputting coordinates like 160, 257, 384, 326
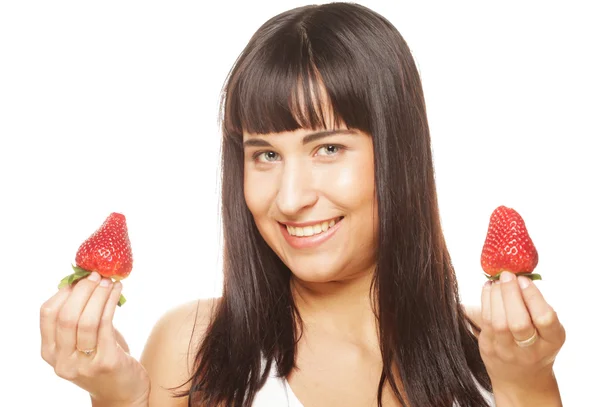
40, 272, 150, 405
478, 271, 566, 391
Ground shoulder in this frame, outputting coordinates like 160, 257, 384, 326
140, 297, 220, 406
146, 297, 219, 347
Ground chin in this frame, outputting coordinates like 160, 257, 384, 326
285, 258, 347, 284
291, 269, 338, 284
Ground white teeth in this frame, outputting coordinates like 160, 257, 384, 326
303, 226, 314, 236
286, 218, 341, 237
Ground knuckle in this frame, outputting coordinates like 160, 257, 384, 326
94, 358, 120, 374
54, 363, 77, 381
57, 313, 78, 330
509, 321, 532, 336
559, 325, 567, 345
535, 310, 558, 328
41, 346, 54, 365
40, 305, 55, 320
100, 313, 114, 326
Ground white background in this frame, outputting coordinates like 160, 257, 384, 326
1, 1, 598, 405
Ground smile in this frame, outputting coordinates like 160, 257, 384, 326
285, 217, 343, 237
279, 217, 344, 249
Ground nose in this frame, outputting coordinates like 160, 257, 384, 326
276, 160, 318, 217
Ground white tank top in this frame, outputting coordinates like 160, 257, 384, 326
252, 360, 496, 406
251, 363, 303, 406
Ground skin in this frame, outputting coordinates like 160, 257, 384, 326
39, 274, 150, 406
479, 272, 565, 406
243, 125, 378, 285
39, 123, 566, 406
243, 125, 400, 406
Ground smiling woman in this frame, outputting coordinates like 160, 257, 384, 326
243, 126, 377, 282
39, 2, 566, 407
181, 2, 499, 405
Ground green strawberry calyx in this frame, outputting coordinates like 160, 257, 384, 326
484, 271, 542, 281
58, 265, 127, 306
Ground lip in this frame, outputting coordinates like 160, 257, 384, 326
280, 217, 344, 249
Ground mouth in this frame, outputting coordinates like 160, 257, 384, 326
283, 216, 344, 237
279, 217, 344, 249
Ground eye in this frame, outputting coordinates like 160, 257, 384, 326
316, 144, 342, 156
254, 150, 280, 163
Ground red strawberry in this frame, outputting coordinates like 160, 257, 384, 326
58, 212, 133, 306
480, 205, 540, 281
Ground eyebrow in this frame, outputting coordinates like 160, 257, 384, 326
243, 129, 357, 148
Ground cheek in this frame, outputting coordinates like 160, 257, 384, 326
243, 170, 259, 215
321, 154, 376, 210
243, 166, 274, 218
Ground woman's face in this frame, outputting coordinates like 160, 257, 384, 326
243, 124, 378, 283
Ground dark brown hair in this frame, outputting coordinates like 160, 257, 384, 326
179, 3, 492, 406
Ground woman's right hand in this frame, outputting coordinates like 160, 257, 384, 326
40, 271, 150, 406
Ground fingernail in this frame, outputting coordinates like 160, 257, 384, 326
88, 272, 100, 282
100, 278, 112, 287
518, 276, 531, 289
484, 280, 493, 289
500, 271, 514, 283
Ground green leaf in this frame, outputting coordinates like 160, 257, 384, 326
516, 272, 542, 281
483, 271, 542, 282
58, 275, 72, 289
57, 266, 91, 289
57, 265, 127, 307
71, 265, 92, 277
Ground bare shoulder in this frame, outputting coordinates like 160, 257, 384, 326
140, 297, 220, 407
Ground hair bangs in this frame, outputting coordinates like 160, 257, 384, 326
222, 18, 372, 139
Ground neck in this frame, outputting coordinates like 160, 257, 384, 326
291, 268, 379, 344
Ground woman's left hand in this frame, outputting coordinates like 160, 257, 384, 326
478, 271, 566, 394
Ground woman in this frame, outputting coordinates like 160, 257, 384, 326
40, 3, 565, 406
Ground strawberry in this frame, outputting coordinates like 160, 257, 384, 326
480, 205, 541, 281
58, 212, 132, 306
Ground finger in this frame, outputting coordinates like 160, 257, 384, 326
97, 281, 123, 352
490, 281, 513, 347
518, 276, 563, 342
480, 280, 493, 329
76, 278, 114, 354
40, 286, 73, 362
55, 272, 102, 355
499, 272, 536, 342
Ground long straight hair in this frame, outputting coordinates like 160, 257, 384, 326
180, 3, 492, 406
